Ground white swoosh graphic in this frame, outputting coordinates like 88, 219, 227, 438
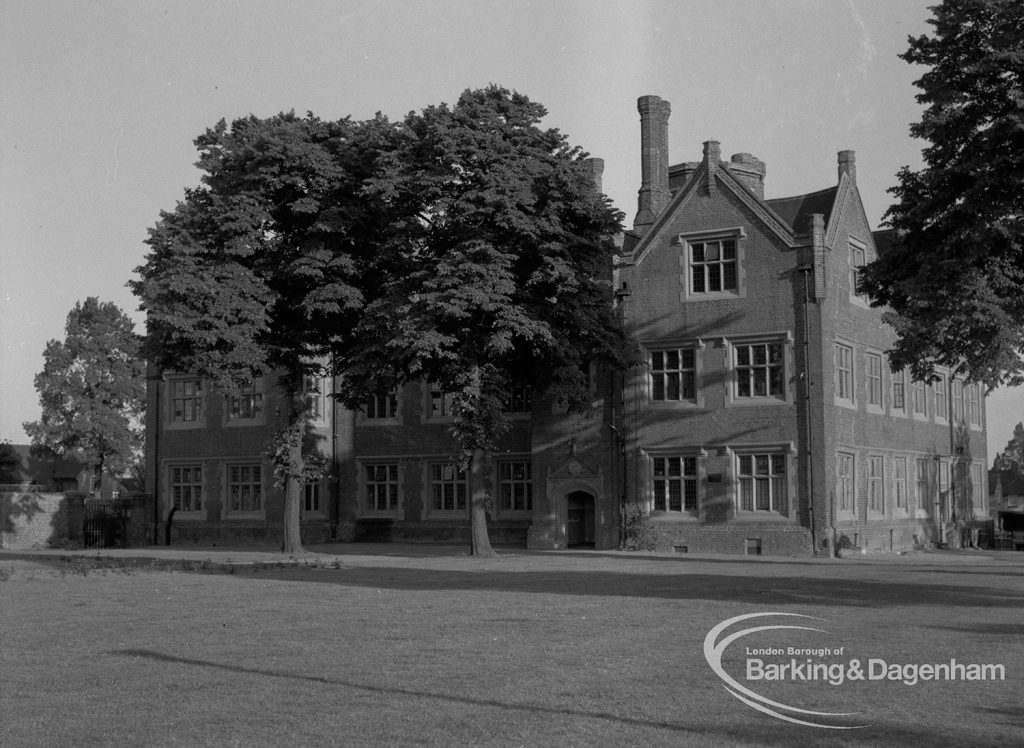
703, 612, 868, 729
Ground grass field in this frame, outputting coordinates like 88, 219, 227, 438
2, 545, 1023, 747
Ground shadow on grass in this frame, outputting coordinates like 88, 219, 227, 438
238, 566, 1024, 609
982, 705, 1024, 728
10, 552, 1023, 609
110, 648, 1013, 746
112, 648, 702, 737
923, 623, 1024, 636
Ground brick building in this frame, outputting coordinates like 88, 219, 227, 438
614, 95, 988, 555
143, 94, 990, 554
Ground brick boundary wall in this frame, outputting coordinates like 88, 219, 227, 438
1, 490, 157, 550
1, 489, 73, 549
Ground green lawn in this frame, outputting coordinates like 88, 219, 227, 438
2, 547, 1023, 747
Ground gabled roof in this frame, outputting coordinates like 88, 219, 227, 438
623, 160, 800, 266
766, 187, 838, 233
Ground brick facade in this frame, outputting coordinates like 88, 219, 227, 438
613, 95, 988, 555
142, 93, 989, 555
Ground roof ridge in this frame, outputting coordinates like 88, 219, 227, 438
766, 185, 837, 203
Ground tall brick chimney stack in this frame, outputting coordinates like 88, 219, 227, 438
703, 140, 721, 194
583, 157, 605, 195
633, 95, 671, 234
838, 150, 856, 182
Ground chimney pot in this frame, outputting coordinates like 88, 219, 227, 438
583, 157, 604, 195
728, 153, 766, 199
838, 150, 856, 182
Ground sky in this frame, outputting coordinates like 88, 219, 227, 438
1, 0, 1020, 462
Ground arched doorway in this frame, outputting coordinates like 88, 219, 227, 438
566, 490, 596, 547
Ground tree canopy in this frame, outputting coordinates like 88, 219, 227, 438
23, 298, 145, 487
335, 86, 626, 450
132, 87, 626, 554
994, 422, 1024, 472
133, 111, 393, 552
859, 0, 1024, 387
132, 112, 389, 389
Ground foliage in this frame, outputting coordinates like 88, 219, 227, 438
333, 85, 627, 458
622, 504, 657, 551
859, 0, 1024, 387
0, 441, 19, 484
993, 422, 1024, 472
133, 89, 626, 555
267, 392, 327, 490
131, 112, 388, 390
132, 112, 392, 552
23, 298, 145, 482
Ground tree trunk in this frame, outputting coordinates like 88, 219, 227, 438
468, 447, 496, 557
281, 440, 305, 555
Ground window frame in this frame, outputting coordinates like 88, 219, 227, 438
303, 480, 324, 517
168, 462, 203, 516
167, 376, 205, 430
865, 352, 883, 410
225, 462, 264, 517
867, 455, 884, 515
933, 373, 948, 422
426, 385, 456, 422
912, 379, 928, 419
893, 456, 908, 513
363, 462, 402, 516
967, 383, 982, 428
426, 462, 469, 516
678, 227, 747, 302
915, 457, 931, 516
496, 458, 533, 514
834, 343, 854, 405
225, 378, 265, 426
650, 348, 697, 403
891, 367, 906, 413
501, 385, 533, 416
734, 451, 790, 515
971, 463, 985, 515
952, 379, 964, 422
650, 455, 700, 516
837, 452, 855, 516
727, 334, 790, 405
361, 389, 400, 424
848, 237, 869, 305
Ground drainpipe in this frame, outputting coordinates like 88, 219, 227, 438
330, 363, 340, 539
151, 373, 161, 545
799, 266, 817, 554
613, 281, 632, 548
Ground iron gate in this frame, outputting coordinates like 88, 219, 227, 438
83, 499, 129, 548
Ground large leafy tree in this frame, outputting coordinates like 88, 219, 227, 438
134, 89, 625, 557
333, 86, 626, 556
132, 112, 390, 554
23, 298, 145, 491
860, 0, 1024, 387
